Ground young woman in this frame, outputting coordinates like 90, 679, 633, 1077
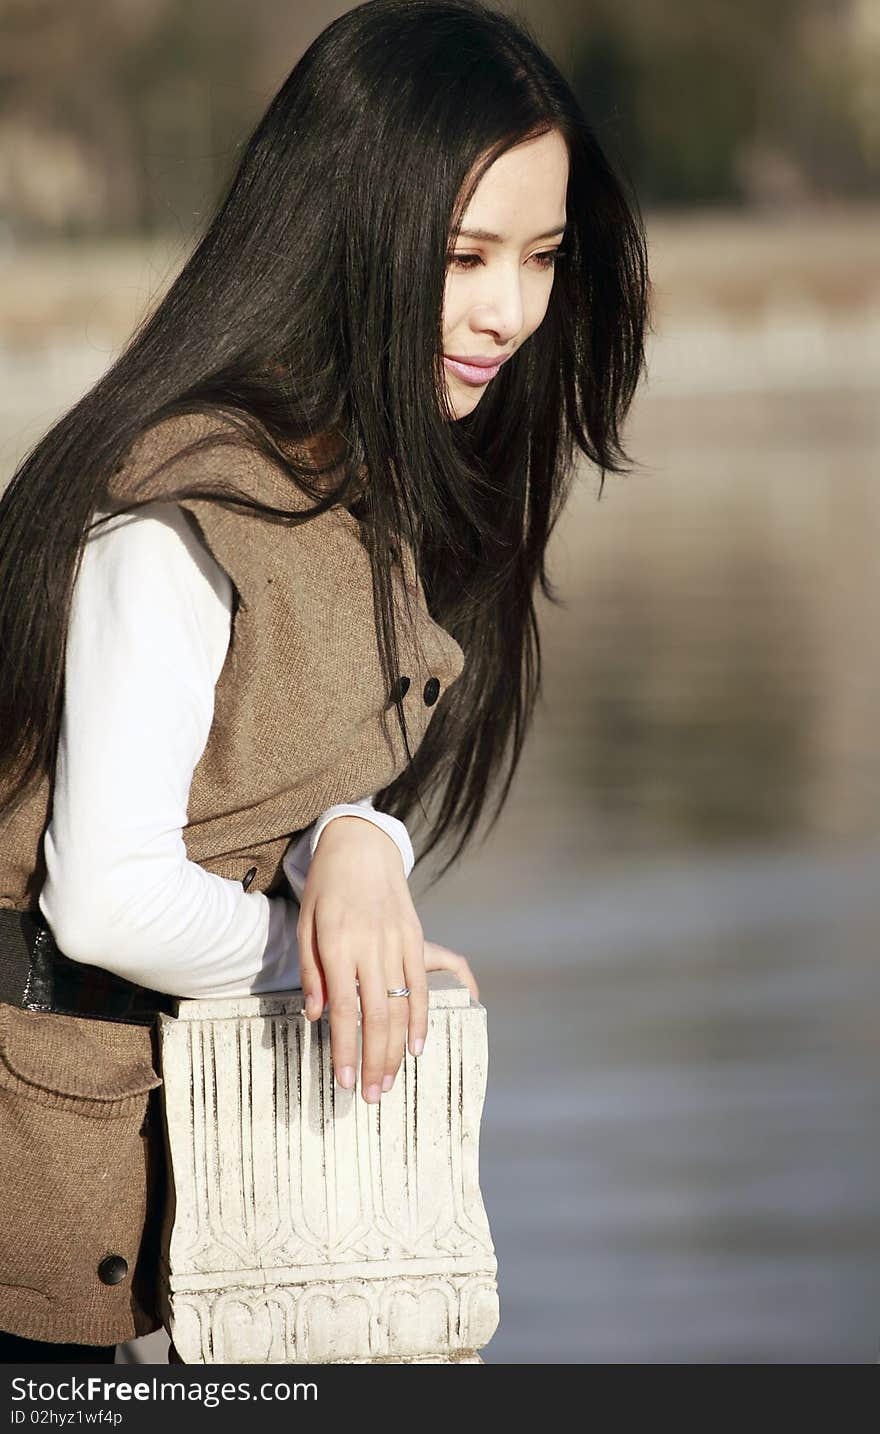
0, 0, 650, 1361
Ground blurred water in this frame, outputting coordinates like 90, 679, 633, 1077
425, 842, 880, 1363
2, 213, 879, 1363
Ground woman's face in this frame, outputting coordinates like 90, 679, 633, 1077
440, 128, 570, 420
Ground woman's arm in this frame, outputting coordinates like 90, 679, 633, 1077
38, 501, 410, 998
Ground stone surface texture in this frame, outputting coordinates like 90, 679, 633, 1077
156, 973, 499, 1364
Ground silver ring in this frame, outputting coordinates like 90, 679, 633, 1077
386, 986, 411, 998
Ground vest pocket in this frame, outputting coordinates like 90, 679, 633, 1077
0, 1002, 162, 1336
0, 1002, 161, 1118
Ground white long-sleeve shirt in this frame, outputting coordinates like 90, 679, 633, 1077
38, 501, 414, 1000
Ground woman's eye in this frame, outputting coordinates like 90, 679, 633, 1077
446, 249, 567, 271
531, 248, 566, 269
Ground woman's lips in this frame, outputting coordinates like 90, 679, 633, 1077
443, 354, 506, 386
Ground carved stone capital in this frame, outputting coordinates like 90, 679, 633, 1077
156, 973, 499, 1364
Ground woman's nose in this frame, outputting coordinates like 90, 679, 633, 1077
470, 270, 524, 341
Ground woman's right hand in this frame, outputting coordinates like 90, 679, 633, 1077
296, 817, 480, 1102
296, 814, 428, 1103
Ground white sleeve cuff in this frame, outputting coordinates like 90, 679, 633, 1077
281, 827, 313, 904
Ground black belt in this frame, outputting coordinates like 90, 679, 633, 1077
0, 907, 176, 1026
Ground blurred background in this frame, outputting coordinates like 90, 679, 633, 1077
1, 0, 879, 1364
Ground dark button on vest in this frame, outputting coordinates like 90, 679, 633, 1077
423, 676, 440, 706
97, 1254, 129, 1286
390, 675, 411, 703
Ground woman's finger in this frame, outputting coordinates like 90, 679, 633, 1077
382, 941, 410, 1091
296, 902, 328, 1022
402, 918, 428, 1058
424, 939, 480, 1002
357, 946, 390, 1103
312, 910, 362, 1091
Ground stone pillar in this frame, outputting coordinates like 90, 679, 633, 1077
155, 972, 499, 1364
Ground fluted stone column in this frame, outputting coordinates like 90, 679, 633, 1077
155, 972, 499, 1364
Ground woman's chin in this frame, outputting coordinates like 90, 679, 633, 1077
443, 381, 484, 421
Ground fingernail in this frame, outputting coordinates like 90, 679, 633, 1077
306, 994, 320, 1018
338, 1066, 355, 1090
381, 1073, 394, 1092
413, 1038, 424, 1057
365, 1083, 381, 1103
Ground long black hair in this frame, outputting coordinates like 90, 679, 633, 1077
0, 0, 651, 882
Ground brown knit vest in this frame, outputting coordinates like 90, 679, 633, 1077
0, 411, 466, 909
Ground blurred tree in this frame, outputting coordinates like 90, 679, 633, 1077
0, 0, 876, 235
0, 0, 268, 235
569, 0, 878, 206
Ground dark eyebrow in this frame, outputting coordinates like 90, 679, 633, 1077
455, 223, 568, 244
